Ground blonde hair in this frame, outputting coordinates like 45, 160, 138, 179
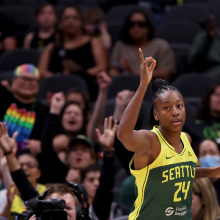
193, 178, 220, 220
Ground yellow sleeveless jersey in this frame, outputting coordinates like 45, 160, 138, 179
129, 126, 198, 220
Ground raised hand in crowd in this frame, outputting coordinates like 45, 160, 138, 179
50, 92, 66, 115
0, 122, 18, 156
113, 90, 134, 122
95, 116, 118, 152
87, 71, 112, 144
97, 71, 112, 91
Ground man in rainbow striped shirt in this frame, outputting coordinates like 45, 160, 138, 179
0, 64, 48, 154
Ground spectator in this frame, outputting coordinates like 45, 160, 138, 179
0, 141, 46, 219
83, 7, 111, 50
110, 9, 176, 80
183, 81, 220, 147
66, 135, 97, 183
188, 15, 220, 77
38, 6, 108, 100
23, 3, 57, 51
0, 114, 117, 220
80, 164, 101, 205
0, 64, 48, 153
197, 139, 220, 204
191, 178, 220, 220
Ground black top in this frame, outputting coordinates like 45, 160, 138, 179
30, 30, 55, 50
0, 85, 49, 150
49, 40, 96, 74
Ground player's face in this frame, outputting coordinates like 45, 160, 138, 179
49, 193, 76, 220
154, 90, 185, 132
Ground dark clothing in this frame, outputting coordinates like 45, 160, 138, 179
49, 41, 95, 74
38, 113, 68, 184
0, 85, 49, 150
184, 117, 220, 148
92, 155, 114, 220
188, 29, 220, 76
48, 41, 98, 101
30, 30, 55, 51
10, 169, 38, 202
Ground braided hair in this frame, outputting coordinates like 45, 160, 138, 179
150, 79, 182, 128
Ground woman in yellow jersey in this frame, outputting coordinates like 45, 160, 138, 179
117, 48, 220, 220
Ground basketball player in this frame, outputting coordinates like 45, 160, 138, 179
117, 48, 220, 219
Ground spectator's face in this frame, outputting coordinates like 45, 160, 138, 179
191, 192, 203, 219
62, 104, 84, 133
82, 171, 100, 201
49, 192, 76, 220
12, 72, 39, 99
68, 144, 94, 169
36, 5, 57, 29
199, 139, 220, 158
128, 12, 150, 42
66, 92, 85, 110
210, 86, 220, 116
60, 7, 83, 35
18, 154, 41, 186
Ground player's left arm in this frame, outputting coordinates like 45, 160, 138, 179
195, 166, 220, 178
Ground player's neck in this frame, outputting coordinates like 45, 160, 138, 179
159, 127, 182, 152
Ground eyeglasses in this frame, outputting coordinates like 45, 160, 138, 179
128, 21, 149, 28
16, 76, 38, 83
20, 162, 38, 169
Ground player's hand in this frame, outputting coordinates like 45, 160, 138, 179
139, 48, 156, 86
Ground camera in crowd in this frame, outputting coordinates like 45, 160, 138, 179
16, 197, 67, 220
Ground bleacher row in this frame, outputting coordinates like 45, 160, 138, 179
0, 0, 218, 130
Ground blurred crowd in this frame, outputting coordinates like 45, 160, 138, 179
0, 0, 220, 219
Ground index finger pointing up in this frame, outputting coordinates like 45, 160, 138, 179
139, 48, 144, 63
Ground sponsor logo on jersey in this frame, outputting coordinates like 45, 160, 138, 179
165, 206, 187, 217
165, 207, 174, 216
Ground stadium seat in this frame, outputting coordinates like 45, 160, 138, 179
0, 49, 41, 72
170, 43, 191, 74
155, 20, 202, 45
172, 73, 215, 98
36, 75, 88, 103
163, 3, 209, 27
0, 6, 35, 32
105, 4, 156, 28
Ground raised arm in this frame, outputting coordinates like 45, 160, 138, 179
87, 71, 112, 144
92, 116, 118, 220
117, 48, 156, 152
